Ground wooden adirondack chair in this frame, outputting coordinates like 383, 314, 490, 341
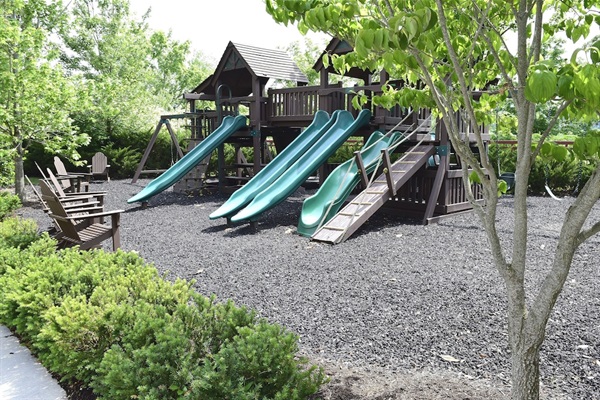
46, 169, 106, 207
53, 156, 91, 192
87, 152, 110, 181
39, 180, 103, 213
37, 180, 105, 246
42, 185, 123, 251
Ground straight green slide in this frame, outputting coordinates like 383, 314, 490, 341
127, 115, 247, 204
297, 130, 402, 237
209, 110, 337, 220
230, 109, 371, 223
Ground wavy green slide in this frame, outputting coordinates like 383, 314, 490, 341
297, 130, 402, 237
230, 109, 371, 223
128, 115, 247, 204
210, 110, 337, 220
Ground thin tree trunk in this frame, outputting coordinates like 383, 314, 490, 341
510, 341, 542, 400
14, 141, 26, 202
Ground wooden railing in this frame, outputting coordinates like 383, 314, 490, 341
267, 83, 434, 132
268, 86, 320, 123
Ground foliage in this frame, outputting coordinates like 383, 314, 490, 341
266, 1, 600, 399
0, 147, 14, 187
99, 144, 141, 179
60, 0, 212, 167
0, 216, 38, 250
0, 0, 90, 199
0, 231, 326, 399
0, 192, 21, 220
327, 137, 363, 164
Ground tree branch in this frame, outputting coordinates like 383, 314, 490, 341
530, 99, 573, 161
529, 162, 600, 331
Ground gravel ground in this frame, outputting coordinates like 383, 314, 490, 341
19, 179, 600, 399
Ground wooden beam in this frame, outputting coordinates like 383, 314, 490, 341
164, 120, 184, 159
132, 120, 164, 183
354, 151, 369, 188
381, 148, 396, 196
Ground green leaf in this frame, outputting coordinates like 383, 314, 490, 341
525, 69, 557, 103
551, 145, 568, 162
469, 171, 481, 184
497, 180, 508, 197
540, 142, 553, 157
557, 75, 575, 100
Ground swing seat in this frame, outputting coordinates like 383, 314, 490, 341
500, 172, 516, 192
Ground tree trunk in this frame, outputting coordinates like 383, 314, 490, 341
14, 150, 26, 202
510, 341, 542, 400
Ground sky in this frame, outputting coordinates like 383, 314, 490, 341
128, 0, 330, 64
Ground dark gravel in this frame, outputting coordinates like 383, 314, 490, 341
19, 180, 600, 399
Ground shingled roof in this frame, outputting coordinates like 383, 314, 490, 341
193, 42, 308, 96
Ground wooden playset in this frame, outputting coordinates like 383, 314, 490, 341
132, 39, 488, 240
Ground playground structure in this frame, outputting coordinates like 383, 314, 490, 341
130, 39, 489, 242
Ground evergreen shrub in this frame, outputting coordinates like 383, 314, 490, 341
0, 225, 326, 399
0, 192, 21, 220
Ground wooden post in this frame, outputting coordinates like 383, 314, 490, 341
164, 120, 184, 159
354, 151, 369, 188
132, 119, 164, 183
252, 78, 262, 174
423, 119, 449, 224
381, 148, 397, 196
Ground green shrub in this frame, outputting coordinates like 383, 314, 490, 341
487, 141, 592, 195
0, 242, 327, 399
193, 322, 326, 399
99, 144, 141, 179
91, 295, 257, 398
0, 192, 21, 220
0, 217, 39, 250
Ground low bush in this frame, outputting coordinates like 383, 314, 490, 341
0, 192, 21, 220
487, 142, 592, 195
0, 216, 39, 250
0, 221, 326, 399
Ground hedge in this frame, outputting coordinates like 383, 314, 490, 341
0, 217, 326, 399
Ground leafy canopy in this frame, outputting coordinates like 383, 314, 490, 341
266, 0, 600, 163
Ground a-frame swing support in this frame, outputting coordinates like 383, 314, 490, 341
132, 116, 185, 184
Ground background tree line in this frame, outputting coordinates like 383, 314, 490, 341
0, 0, 212, 199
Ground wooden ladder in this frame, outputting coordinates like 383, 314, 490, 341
311, 144, 435, 244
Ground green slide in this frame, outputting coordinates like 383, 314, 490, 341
127, 115, 247, 204
297, 130, 402, 237
230, 109, 371, 223
209, 110, 337, 220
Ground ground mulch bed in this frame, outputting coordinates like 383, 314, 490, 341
19, 179, 600, 399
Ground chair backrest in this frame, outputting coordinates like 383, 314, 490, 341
40, 181, 81, 241
91, 152, 108, 174
35, 162, 50, 182
54, 157, 69, 176
26, 175, 47, 210
45, 169, 68, 197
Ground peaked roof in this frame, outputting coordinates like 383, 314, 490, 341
313, 38, 373, 81
234, 42, 308, 82
193, 42, 308, 96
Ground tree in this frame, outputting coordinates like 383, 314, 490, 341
266, 1, 600, 399
0, 0, 90, 200
61, 0, 212, 151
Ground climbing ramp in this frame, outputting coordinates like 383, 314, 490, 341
311, 144, 435, 244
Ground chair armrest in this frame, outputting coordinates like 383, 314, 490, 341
58, 195, 101, 203
64, 209, 124, 220
63, 200, 101, 209
61, 191, 107, 197
68, 205, 104, 215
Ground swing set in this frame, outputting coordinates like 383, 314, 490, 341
492, 136, 583, 200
